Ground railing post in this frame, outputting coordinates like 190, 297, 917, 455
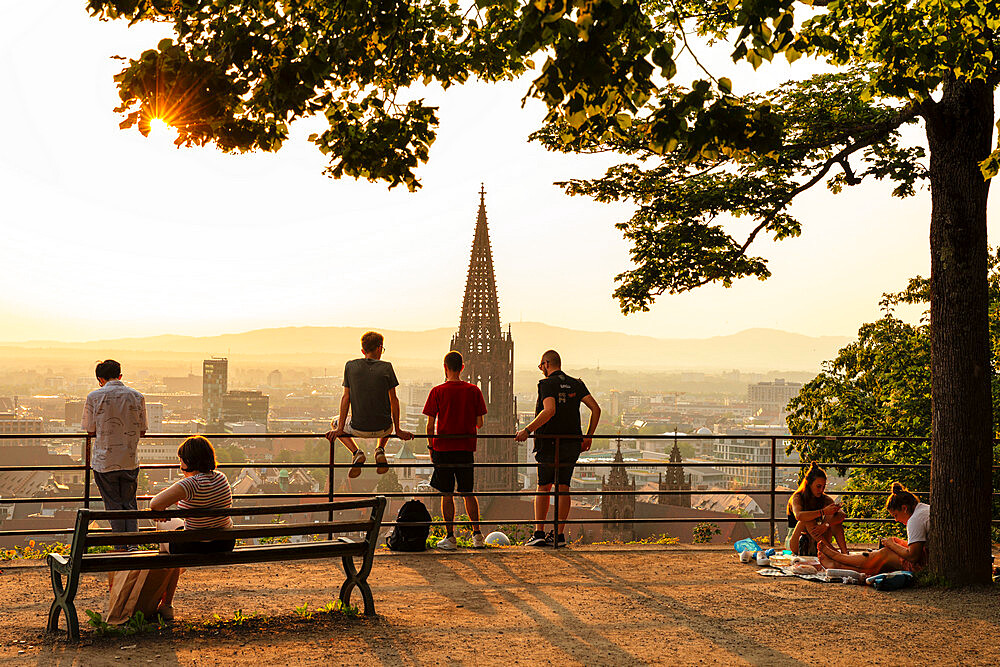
552, 436, 560, 548
769, 437, 776, 548
328, 437, 335, 541
84, 434, 92, 510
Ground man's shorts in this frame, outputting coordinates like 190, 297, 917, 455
534, 438, 582, 487
430, 450, 475, 494
334, 417, 393, 439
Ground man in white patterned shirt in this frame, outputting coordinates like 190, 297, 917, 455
82, 360, 147, 533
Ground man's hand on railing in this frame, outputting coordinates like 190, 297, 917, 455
514, 429, 529, 442
396, 429, 414, 441
324, 429, 344, 442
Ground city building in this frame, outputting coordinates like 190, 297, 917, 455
267, 370, 283, 387
163, 373, 202, 394
399, 382, 434, 433
203, 358, 228, 425
713, 426, 799, 488
0, 414, 45, 447
601, 444, 636, 542
449, 186, 517, 493
748, 379, 802, 420
657, 442, 692, 508
222, 390, 270, 426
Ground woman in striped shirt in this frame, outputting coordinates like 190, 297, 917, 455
149, 435, 234, 620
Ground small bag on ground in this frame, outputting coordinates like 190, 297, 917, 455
386, 499, 432, 552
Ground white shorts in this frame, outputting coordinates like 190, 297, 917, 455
334, 417, 393, 439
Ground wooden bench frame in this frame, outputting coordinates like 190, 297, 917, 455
47, 497, 387, 640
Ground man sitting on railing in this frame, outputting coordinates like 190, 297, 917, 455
326, 331, 413, 478
82, 359, 147, 543
516, 350, 601, 547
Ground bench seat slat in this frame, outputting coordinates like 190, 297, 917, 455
84, 520, 374, 547
79, 540, 367, 573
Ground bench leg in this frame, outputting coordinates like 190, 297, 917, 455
340, 554, 375, 616
47, 567, 80, 641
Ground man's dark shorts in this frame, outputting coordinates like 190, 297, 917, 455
534, 438, 582, 487
430, 450, 475, 494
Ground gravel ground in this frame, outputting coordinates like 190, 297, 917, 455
1, 545, 999, 665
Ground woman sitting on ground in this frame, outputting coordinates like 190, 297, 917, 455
818, 482, 929, 576
148, 435, 234, 620
787, 462, 849, 555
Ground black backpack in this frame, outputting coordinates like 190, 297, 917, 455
386, 499, 432, 552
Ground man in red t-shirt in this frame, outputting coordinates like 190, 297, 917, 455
422, 351, 488, 550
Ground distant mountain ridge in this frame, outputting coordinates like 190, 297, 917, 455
1, 323, 849, 372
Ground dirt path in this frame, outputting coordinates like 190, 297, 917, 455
1, 546, 998, 665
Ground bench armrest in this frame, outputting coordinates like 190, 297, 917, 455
48, 552, 72, 574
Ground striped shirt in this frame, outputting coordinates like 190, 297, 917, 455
177, 471, 233, 530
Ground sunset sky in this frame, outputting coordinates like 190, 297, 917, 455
1, 3, 983, 344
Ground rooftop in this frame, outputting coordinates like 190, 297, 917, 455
2, 546, 997, 664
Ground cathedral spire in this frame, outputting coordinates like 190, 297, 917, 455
450, 185, 516, 492
458, 185, 502, 344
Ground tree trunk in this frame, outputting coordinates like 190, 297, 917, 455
925, 78, 994, 587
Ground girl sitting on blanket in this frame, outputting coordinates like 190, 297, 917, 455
148, 435, 234, 621
787, 462, 849, 556
817, 482, 929, 576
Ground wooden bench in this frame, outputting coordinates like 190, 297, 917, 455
47, 497, 386, 640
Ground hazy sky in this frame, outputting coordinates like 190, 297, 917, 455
0, 3, 981, 343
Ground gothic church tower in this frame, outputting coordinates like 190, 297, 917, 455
450, 186, 517, 491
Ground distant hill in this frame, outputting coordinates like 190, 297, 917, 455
1, 323, 849, 372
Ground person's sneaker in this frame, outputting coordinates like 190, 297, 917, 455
554, 533, 567, 547
526, 531, 548, 547
436, 535, 458, 551
471, 532, 486, 548
374, 447, 389, 475
349, 450, 366, 479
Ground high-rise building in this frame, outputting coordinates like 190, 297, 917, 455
450, 186, 517, 492
203, 358, 228, 426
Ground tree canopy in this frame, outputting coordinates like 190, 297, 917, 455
86, 0, 1000, 584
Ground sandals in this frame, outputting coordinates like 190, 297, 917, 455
375, 447, 389, 475
349, 450, 366, 478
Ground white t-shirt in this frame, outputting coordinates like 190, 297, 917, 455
906, 502, 930, 544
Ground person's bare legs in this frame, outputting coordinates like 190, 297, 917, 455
830, 519, 849, 554
534, 484, 551, 532
441, 493, 456, 536
818, 540, 900, 574
338, 434, 360, 454
460, 493, 481, 533
789, 520, 809, 554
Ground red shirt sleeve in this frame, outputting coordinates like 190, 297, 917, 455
422, 386, 438, 417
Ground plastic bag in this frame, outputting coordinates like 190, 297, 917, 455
734, 538, 760, 553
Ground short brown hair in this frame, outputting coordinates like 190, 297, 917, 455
885, 481, 920, 513
178, 435, 217, 473
361, 331, 384, 353
444, 351, 463, 372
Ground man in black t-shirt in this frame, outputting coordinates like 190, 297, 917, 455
515, 349, 601, 547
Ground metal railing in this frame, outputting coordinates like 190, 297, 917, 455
1, 432, 997, 548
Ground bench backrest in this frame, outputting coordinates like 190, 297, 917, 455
66, 497, 387, 565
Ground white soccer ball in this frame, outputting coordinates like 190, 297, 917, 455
485, 531, 510, 546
